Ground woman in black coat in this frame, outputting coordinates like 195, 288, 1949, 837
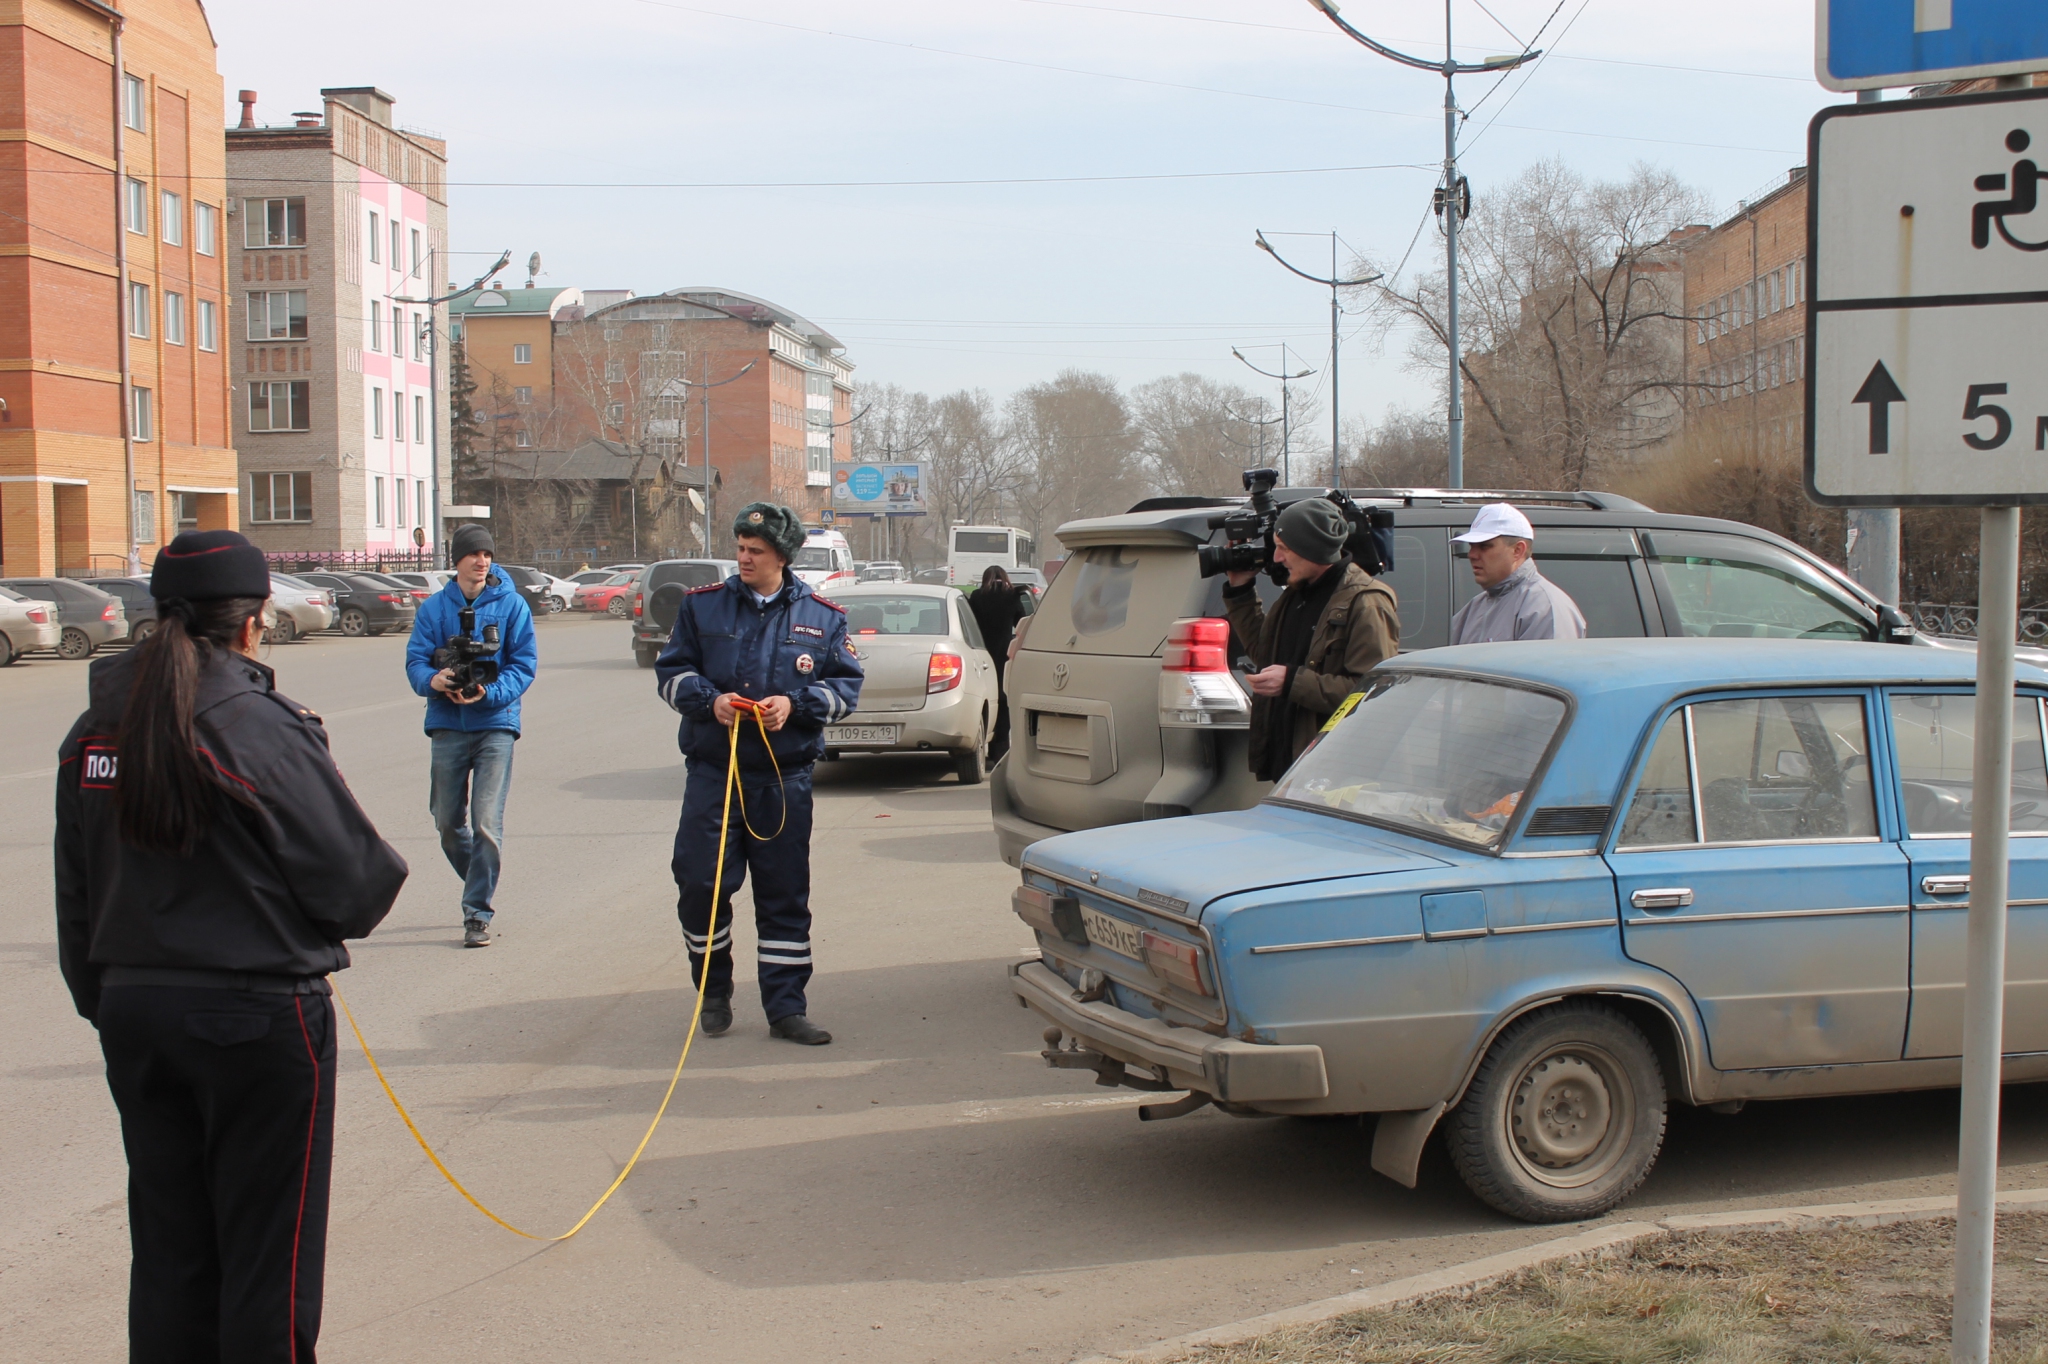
54, 530, 407, 1364
968, 566, 1030, 761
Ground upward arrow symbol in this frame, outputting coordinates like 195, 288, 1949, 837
1852, 361, 1907, 455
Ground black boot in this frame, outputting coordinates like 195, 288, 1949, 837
769, 1014, 832, 1046
700, 991, 734, 1037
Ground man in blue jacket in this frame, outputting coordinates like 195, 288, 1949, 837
405, 524, 538, 947
657, 503, 862, 1043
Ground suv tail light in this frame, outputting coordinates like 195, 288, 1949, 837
1140, 930, 1211, 997
101, 601, 120, 622
632, 590, 643, 618
1159, 617, 1250, 729
927, 652, 963, 693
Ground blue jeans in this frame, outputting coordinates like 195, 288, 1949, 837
429, 729, 515, 923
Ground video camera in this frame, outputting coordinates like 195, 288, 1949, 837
1196, 467, 1397, 585
431, 606, 500, 698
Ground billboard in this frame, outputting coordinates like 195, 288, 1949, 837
831, 460, 927, 515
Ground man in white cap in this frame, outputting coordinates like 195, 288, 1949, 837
1448, 503, 1587, 645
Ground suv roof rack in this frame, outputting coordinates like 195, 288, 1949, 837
1275, 486, 1652, 513
1126, 495, 1237, 513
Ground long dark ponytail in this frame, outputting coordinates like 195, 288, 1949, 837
114, 595, 266, 854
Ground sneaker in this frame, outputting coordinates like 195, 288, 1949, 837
701, 993, 734, 1037
463, 920, 491, 948
769, 1014, 832, 1046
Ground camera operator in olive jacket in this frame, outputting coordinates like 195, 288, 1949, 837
1222, 498, 1401, 781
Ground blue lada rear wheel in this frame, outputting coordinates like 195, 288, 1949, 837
1446, 1001, 1667, 1223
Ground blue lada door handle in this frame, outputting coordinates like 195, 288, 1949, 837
1630, 887, 1693, 910
1921, 874, 1971, 896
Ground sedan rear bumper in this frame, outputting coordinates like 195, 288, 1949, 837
1009, 958, 1328, 1104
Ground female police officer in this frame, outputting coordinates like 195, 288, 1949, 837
54, 529, 407, 1363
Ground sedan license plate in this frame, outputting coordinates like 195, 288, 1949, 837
825, 724, 900, 745
1081, 905, 1143, 959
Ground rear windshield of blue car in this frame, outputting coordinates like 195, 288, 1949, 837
1269, 672, 1567, 851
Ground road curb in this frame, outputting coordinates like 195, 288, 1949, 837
1070, 1187, 2048, 1363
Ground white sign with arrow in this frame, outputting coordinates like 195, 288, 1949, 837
1808, 85, 2048, 505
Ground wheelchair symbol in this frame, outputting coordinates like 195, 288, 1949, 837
1973, 129, 2048, 252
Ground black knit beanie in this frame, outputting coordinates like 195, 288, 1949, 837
150, 530, 271, 601
731, 502, 805, 560
450, 523, 496, 564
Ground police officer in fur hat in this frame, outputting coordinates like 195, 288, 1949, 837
654, 503, 863, 1043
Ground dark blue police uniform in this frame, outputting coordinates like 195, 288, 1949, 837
655, 571, 862, 1021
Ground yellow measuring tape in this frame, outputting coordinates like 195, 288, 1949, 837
334, 705, 779, 1241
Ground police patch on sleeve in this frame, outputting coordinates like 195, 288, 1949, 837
795, 653, 815, 674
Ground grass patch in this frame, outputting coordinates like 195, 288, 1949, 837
1195, 1213, 2048, 1364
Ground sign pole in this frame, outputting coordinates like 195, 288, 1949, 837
1955, 504, 2020, 1364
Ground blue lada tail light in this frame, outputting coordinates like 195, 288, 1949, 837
1140, 930, 1212, 997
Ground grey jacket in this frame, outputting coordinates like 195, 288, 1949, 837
1449, 560, 1586, 644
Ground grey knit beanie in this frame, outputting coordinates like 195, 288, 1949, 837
1274, 498, 1349, 565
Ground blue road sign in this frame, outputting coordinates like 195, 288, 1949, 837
1820, 1, 2048, 90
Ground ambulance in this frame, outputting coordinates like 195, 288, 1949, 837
792, 527, 857, 592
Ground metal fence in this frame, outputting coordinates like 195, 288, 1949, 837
265, 550, 440, 576
1909, 602, 2048, 645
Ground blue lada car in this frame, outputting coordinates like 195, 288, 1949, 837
1010, 638, 2048, 1222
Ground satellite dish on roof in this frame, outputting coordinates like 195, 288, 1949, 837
525, 252, 541, 288
686, 488, 705, 512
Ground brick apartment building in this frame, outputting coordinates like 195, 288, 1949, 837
447, 282, 583, 450
547, 287, 853, 529
1678, 167, 1811, 460
224, 86, 449, 560
0, 0, 236, 576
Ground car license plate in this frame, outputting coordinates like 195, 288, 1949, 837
1081, 905, 1143, 959
825, 725, 899, 744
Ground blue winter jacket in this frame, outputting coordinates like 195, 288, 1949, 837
655, 572, 863, 776
404, 573, 538, 735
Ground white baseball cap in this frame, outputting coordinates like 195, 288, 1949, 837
1451, 502, 1536, 545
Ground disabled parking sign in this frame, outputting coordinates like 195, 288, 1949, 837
1806, 85, 2048, 505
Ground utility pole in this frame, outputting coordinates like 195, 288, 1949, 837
1226, 401, 1283, 474
679, 355, 754, 556
394, 248, 510, 564
1305, 0, 1538, 489
1232, 346, 1314, 486
1254, 230, 1381, 486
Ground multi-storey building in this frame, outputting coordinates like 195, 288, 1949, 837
447, 283, 583, 451
224, 86, 448, 559
0, 0, 236, 575
1679, 167, 1811, 460
551, 287, 853, 522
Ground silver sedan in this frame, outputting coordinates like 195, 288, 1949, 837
0, 586, 60, 664
824, 583, 1000, 784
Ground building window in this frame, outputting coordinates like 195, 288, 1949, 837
123, 73, 146, 131
605, 360, 625, 383
394, 478, 407, 527
173, 491, 199, 531
244, 197, 306, 248
131, 386, 152, 440
394, 391, 406, 443
514, 386, 532, 404
416, 480, 427, 527
391, 220, 402, 273
249, 471, 313, 522
246, 290, 307, 341
410, 228, 422, 277
368, 299, 381, 351
164, 291, 184, 345
603, 327, 623, 341
415, 394, 426, 442
368, 210, 380, 262
160, 191, 181, 245
371, 387, 384, 437
513, 344, 532, 364
129, 282, 149, 337
515, 429, 532, 448
605, 402, 624, 425
413, 312, 427, 361
126, 178, 147, 234
134, 489, 156, 543
373, 476, 386, 527
247, 381, 310, 432
194, 202, 216, 256
391, 307, 403, 357
196, 299, 216, 351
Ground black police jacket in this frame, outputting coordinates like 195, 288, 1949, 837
54, 647, 408, 1023
653, 572, 864, 777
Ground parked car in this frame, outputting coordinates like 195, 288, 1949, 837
494, 563, 563, 615
0, 577, 125, 659
1011, 638, 2048, 1222
566, 569, 618, 590
0, 585, 60, 663
824, 583, 1001, 783
629, 559, 737, 666
388, 570, 456, 598
573, 571, 638, 616
600, 562, 647, 574
293, 572, 417, 637
1008, 566, 1048, 599
268, 573, 336, 642
93, 577, 160, 643
858, 561, 907, 583
540, 571, 579, 611
912, 567, 951, 586
989, 487, 1943, 869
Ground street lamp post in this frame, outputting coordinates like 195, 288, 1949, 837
1225, 401, 1284, 473
393, 249, 512, 563
680, 356, 756, 556
1232, 346, 1314, 486
1254, 229, 1381, 486
1303, 0, 1538, 488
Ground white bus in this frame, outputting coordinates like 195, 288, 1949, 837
948, 525, 1036, 586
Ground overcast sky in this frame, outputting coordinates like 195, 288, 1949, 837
208, 0, 1839, 428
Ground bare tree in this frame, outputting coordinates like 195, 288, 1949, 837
1345, 407, 1450, 488
1005, 370, 1144, 549
1130, 373, 1267, 496
1363, 158, 1710, 490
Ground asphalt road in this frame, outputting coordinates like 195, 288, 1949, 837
5, 611, 2048, 1362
